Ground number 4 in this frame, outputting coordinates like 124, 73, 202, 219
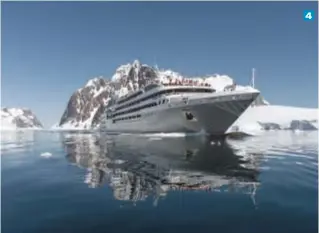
305, 12, 312, 20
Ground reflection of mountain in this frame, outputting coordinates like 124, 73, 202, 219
61, 133, 263, 205
63, 133, 109, 169
1, 131, 36, 153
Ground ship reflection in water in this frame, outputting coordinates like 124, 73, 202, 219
62, 133, 263, 206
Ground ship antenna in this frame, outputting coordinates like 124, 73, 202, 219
154, 56, 159, 71
251, 68, 256, 88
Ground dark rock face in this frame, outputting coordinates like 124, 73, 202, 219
59, 78, 112, 128
2, 108, 43, 128
258, 122, 281, 130
289, 120, 317, 131
138, 65, 158, 87
255, 120, 317, 131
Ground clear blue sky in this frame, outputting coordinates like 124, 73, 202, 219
2, 1, 318, 127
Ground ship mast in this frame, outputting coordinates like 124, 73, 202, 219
154, 56, 159, 71
251, 68, 256, 88
250, 68, 257, 107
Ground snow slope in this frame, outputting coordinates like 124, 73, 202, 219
228, 105, 318, 135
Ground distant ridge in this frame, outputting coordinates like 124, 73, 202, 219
1, 107, 43, 130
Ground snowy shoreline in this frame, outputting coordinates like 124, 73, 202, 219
227, 105, 318, 135
3, 104, 315, 135
48, 105, 318, 135
4, 104, 315, 135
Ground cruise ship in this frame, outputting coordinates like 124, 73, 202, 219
104, 81, 260, 136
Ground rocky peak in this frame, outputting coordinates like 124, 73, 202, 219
58, 77, 112, 129
112, 60, 158, 92
132, 59, 141, 68
85, 76, 107, 88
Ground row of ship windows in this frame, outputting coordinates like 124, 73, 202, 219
108, 99, 169, 119
117, 90, 143, 105
112, 114, 141, 123
117, 84, 160, 105
115, 88, 213, 111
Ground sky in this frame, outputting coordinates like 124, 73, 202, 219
1, 1, 318, 127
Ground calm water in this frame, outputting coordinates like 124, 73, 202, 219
1, 131, 318, 233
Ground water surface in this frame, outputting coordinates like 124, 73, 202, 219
1, 131, 318, 233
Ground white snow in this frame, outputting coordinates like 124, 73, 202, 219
85, 77, 102, 87
157, 69, 184, 84
1, 108, 43, 131
93, 85, 108, 98
111, 63, 134, 82
112, 60, 144, 82
202, 75, 234, 91
229, 105, 318, 135
81, 106, 100, 128
114, 86, 129, 99
1, 116, 16, 130
8, 108, 24, 117
51, 105, 101, 130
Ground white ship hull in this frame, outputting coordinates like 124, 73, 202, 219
105, 90, 260, 136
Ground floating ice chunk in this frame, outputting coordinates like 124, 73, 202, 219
40, 152, 52, 158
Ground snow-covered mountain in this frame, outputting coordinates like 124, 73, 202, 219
54, 60, 268, 130
1, 108, 43, 130
53, 78, 113, 130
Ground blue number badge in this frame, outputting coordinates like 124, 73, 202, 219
304, 10, 314, 21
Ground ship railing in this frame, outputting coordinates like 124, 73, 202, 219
162, 82, 212, 87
